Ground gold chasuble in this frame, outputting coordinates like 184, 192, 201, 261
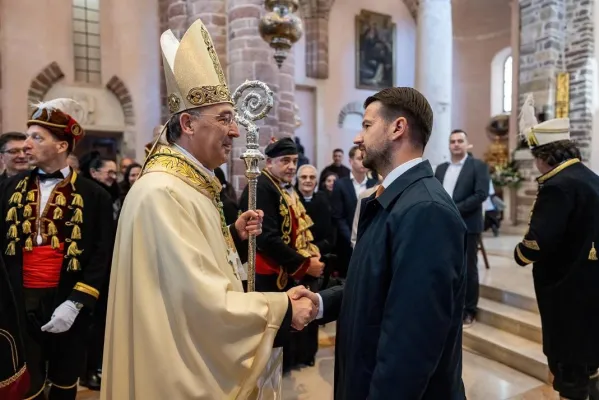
101, 144, 289, 400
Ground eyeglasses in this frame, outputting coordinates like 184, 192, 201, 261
1, 148, 26, 155
193, 113, 236, 126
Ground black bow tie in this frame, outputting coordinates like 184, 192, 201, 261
38, 170, 64, 182
284, 184, 292, 190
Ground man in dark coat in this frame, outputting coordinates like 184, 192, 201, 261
514, 102, 599, 400
294, 87, 467, 399
0, 98, 114, 400
0, 132, 29, 183
434, 129, 490, 326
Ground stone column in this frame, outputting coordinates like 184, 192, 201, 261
301, 0, 333, 79
159, 0, 189, 121
188, 0, 228, 72
278, 50, 296, 138
227, 0, 280, 192
415, 0, 452, 168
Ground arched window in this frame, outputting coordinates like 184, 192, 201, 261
491, 47, 512, 116
73, 0, 101, 84
503, 56, 512, 113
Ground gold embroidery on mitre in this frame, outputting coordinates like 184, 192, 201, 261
167, 93, 181, 113
187, 85, 231, 107
201, 26, 227, 88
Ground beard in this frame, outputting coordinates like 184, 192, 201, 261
362, 144, 391, 174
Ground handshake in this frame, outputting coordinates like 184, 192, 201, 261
286, 286, 320, 330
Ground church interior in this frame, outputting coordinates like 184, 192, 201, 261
1, 0, 595, 398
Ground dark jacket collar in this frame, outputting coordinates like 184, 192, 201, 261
377, 160, 433, 209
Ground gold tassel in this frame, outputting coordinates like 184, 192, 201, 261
5, 207, 16, 222
51, 235, 60, 250
22, 220, 31, 234
67, 241, 83, 257
67, 257, 81, 272
71, 225, 81, 240
23, 205, 32, 218
53, 207, 63, 220
7, 224, 17, 239
55, 193, 67, 206
47, 221, 58, 236
590, 242, 598, 261
24, 236, 33, 251
5, 242, 15, 256
26, 191, 35, 202
9, 192, 22, 205
72, 194, 84, 207
71, 208, 83, 224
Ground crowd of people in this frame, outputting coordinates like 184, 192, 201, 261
1, 16, 599, 400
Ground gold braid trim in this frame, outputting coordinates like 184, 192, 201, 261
73, 282, 99, 299
5, 177, 27, 255
0, 364, 27, 389
49, 380, 79, 390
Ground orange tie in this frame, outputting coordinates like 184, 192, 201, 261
375, 185, 385, 198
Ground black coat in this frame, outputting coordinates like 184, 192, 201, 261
434, 156, 490, 233
0, 170, 114, 313
298, 190, 336, 255
514, 159, 599, 363
320, 161, 467, 400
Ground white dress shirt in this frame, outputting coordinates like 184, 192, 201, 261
316, 157, 424, 319
37, 166, 71, 245
442, 154, 468, 198
350, 172, 368, 199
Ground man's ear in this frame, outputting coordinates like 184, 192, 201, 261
179, 113, 195, 136
390, 116, 408, 141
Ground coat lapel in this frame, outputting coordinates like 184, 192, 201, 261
452, 157, 472, 201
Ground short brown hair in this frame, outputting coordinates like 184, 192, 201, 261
0, 132, 26, 152
531, 140, 581, 167
349, 145, 360, 159
364, 87, 433, 149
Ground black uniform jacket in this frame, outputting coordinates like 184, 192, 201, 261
0, 169, 114, 313
514, 158, 599, 363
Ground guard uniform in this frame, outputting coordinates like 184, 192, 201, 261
0, 99, 113, 399
514, 115, 599, 400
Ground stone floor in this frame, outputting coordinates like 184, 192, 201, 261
75, 231, 558, 399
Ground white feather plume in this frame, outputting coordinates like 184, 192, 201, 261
518, 93, 538, 140
30, 98, 84, 122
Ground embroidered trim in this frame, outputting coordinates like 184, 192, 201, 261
0, 364, 26, 389
73, 282, 99, 299
49, 379, 79, 389
516, 245, 533, 265
522, 239, 539, 251
0, 329, 17, 372
537, 158, 580, 184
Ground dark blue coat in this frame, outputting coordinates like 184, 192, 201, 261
321, 160, 467, 399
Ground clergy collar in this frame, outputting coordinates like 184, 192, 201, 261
173, 144, 214, 178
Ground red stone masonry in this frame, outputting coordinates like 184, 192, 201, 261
27, 62, 65, 111
106, 76, 136, 126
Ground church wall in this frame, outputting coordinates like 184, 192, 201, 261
295, 0, 416, 170
451, 0, 511, 160
0, 0, 161, 161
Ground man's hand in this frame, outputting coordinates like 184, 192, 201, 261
234, 210, 264, 241
41, 300, 81, 334
287, 287, 318, 330
306, 257, 325, 277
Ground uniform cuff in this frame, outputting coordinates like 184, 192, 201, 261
68, 282, 99, 309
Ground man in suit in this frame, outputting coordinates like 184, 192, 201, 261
318, 148, 350, 189
0, 132, 29, 183
293, 87, 467, 399
331, 146, 377, 276
514, 101, 599, 400
435, 129, 490, 327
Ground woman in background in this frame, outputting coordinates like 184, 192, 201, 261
119, 162, 142, 203
320, 171, 338, 196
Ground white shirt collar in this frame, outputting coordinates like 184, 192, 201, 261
451, 154, 469, 166
38, 165, 71, 179
350, 172, 367, 185
173, 144, 214, 177
381, 158, 423, 189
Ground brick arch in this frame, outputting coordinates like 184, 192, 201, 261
337, 101, 364, 128
27, 62, 65, 107
106, 76, 135, 126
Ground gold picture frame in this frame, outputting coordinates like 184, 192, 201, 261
355, 10, 396, 90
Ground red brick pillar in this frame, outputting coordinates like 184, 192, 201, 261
302, 0, 333, 79
228, 0, 280, 192
158, 0, 189, 121
277, 48, 296, 138
188, 0, 227, 71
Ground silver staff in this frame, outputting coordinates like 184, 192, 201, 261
232, 80, 274, 292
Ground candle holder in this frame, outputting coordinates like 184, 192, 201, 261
258, 0, 304, 68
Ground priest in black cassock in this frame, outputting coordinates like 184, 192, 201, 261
239, 137, 324, 372
0, 98, 114, 400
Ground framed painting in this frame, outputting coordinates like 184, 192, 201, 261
355, 10, 396, 90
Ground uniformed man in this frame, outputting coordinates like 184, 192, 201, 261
514, 96, 599, 400
0, 98, 114, 400
239, 137, 324, 372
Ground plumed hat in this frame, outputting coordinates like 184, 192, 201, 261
27, 98, 85, 149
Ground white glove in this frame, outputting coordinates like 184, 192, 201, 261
41, 300, 81, 333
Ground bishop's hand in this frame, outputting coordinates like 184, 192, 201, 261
287, 287, 319, 330
235, 209, 264, 241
